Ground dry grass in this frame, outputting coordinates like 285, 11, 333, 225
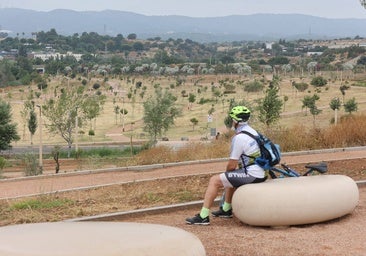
323, 115, 366, 147
0, 175, 211, 226
133, 139, 230, 165
132, 115, 366, 166
271, 114, 366, 152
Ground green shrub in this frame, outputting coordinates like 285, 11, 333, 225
56, 147, 142, 159
10, 198, 73, 210
23, 153, 42, 176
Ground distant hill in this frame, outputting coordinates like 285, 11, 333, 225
1, 8, 366, 42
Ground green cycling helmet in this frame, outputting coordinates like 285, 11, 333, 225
229, 106, 251, 122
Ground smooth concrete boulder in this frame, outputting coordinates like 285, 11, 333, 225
0, 222, 206, 256
232, 175, 359, 227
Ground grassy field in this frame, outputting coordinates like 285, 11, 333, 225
3, 72, 366, 149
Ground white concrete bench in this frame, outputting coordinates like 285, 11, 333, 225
0, 222, 206, 256
232, 175, 359, 227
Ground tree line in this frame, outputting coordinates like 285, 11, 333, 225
1, 29, 366, 87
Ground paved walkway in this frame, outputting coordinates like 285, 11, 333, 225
1, 147, 365, 199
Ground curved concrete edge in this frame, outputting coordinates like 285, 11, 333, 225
282, 146, 366, 156
67, 181, 366, 223
357, 180, 366, 187
66, 199, 217, 222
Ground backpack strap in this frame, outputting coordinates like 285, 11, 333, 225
240, 130, 257, 142
238, 130, 258, 171
240, 131, 258, 159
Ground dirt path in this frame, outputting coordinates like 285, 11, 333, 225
119, 186, 366, 256
1, 148, 365, 199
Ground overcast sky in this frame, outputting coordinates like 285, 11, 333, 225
0, 0, 366, 19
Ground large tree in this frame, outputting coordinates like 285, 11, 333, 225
143, 87, 181, 142
0, 99, 20, 151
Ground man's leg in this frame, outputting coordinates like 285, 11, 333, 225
202, 174, 223, 209
224, 187, 235, 204
185, 174, 223, 225
212, 187, 234, 218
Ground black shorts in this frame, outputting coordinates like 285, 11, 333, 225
220, 169, 266, 188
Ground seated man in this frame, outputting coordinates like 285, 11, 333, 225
186, 106, 266, 225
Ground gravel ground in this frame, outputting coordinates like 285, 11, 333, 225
115, 185, 366, 256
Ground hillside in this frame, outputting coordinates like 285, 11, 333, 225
1, 8, 366, 42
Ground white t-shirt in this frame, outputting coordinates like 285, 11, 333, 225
229, 124, 265, 178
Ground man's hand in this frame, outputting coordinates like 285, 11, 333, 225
226, 159, 238, 172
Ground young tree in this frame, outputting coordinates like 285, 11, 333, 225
330, 97, 342, 124
81, 94, 106, 130
302, 94, 319, 115
114, 105, 120, 124
257, 86, 283, 127
302, 94, 322, 125
339, 85, 350, 103
20, 100, 33, 140
0, 99, 20, 151
42, 85, 104, 157
190, 118, 199, 131
143, 87, 182, 142
344, 97, 358, 115
309, 103, 322, 126
51, 145, 61, 174
42, 87, 82, 157
188, 93, 196, 110
28, 109, 37, 145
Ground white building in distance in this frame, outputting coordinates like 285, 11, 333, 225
31, 51, 83, 61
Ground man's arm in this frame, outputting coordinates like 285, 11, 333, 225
226, 159, 238, 172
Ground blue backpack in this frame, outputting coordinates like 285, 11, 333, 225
241, 131, 281, 170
